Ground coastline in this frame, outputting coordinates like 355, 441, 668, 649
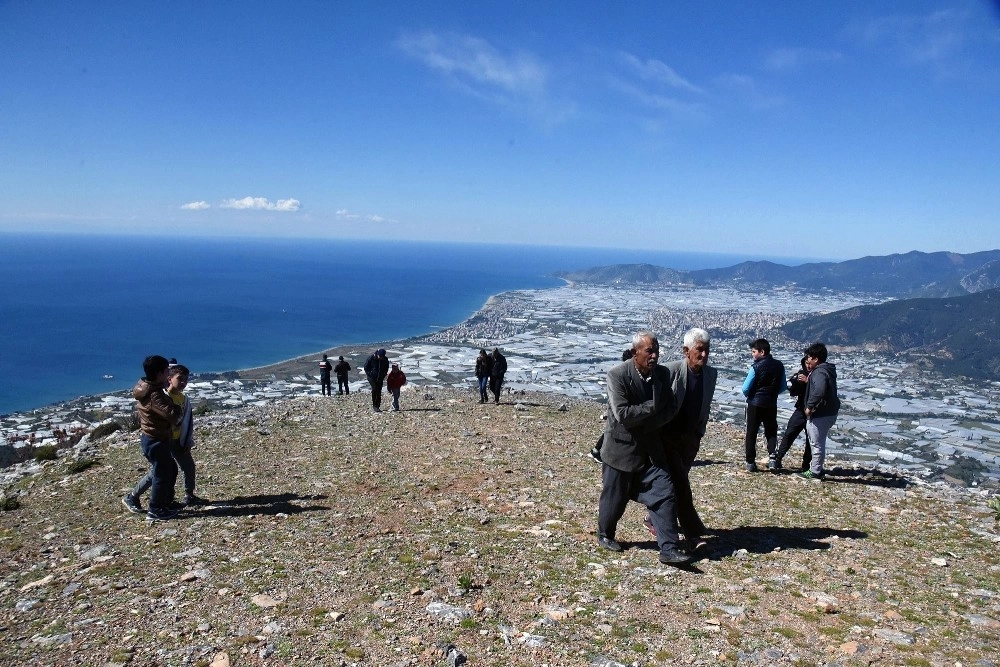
3, 283, 999, 486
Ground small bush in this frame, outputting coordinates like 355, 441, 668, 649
117, 413, 141, 432
193, 404, 213, 416
66, 457, 98, 474
34, 445, 58, 462
0, 492, 20, 512
89, 421, 122, 439
988, 496, 1000, 522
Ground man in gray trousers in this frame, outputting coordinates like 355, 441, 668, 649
597, 331, 692, 566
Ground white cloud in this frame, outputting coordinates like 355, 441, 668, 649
367, 214, 386, 223
764, 47, 843, 72
617, 53, 704, 94
397, 30, 548, 96
220, 197, 301, 211
336, 209, 361, 220
181, 201, 210, 211
714, 73, 785, 110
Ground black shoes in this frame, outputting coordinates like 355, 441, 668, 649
659, 547, 694, 566
597, 536, 623, 552
121, 494, 143, 514
745, 462, 759, 472
183, 493, 209, 505
767, 457, 779, 472
147, 506, 179, 521
589, 447, 603, 464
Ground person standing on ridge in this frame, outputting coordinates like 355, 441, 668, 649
474, 349, 493, 404
124, 355, 183, 521
773, 356, 812, 472
334, 355, 351, 395
802, 342, 840, 480
489, 348, 507, 404
363, 348, 390, 412
319, 354, 334, 396
741, 338, 786, 472
386, 363, 407, 411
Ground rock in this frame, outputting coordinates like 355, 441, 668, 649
518, 632, 545, 648
19, 574, 54, 592
874, 628, 914, 645
931, 557, 948, 567
251, 594, 281, 608
426, 602, 471, 623
79, 544, 108, 560
15, 599, 39, 612
965, 614, 1000, 627
329, 611, 345, 622
840, 641, 860, 655
209, 651, 231, 667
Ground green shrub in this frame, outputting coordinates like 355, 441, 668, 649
89, 421, 122, 439
34, 445, 58, 462
66, 457, 98, 474
0, 492, 20, 512
988, 496, 1000, 522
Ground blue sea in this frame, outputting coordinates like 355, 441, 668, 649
0, 233, 814, 415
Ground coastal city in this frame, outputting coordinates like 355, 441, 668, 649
2, 284, 998, 487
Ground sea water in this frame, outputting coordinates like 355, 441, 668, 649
0, 233, 810, 414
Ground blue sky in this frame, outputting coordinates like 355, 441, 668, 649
2, 1, 998, 260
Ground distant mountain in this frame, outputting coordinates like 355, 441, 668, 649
555, 250, 1000, 298
780, 288, 1000, 380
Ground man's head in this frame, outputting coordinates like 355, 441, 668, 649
339, 356, 344, 361
682, 327, 711, 372
377, 349, 386, 357
804, 342, 828, 371
323, 354, 328, 360
631, 331, 659, 376
143, 355, 170, 384
392, 363, 399, 370
749, 338, 770, 360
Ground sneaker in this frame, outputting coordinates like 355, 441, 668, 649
767, 457, 778, 472
121, 494, 144, 515
589, 447, 603, 464
800, 470, 825, 480
658, 547, 694, 566
167, 500, 187, 511
184, 493, 208, 506
597, 535, 623, 552
642, 515, 657, 537
746, 462, 759, 473
147, 506, 179, 521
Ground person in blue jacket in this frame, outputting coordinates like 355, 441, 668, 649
741, 338, 786, 472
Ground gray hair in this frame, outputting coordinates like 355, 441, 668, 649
632, 331, 657, 349
682, 327, 710, 348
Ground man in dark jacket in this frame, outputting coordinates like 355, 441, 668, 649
802, 342, 840, 479
741, 338, 786, 472
597, 331, 692, 566
489, 348, 507, 404
774, 356, 812, 472
363, 349, 390, 412
334, 356, 351, 395
319, 354, 334, 396
474, 349, 493, 403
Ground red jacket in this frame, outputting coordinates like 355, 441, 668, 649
386, 368, 406, 392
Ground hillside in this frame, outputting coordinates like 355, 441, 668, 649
781, 288, 1000, 379
2, 388, 999, 666
555, 250, 1000, 298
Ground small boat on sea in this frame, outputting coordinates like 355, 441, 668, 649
102, 374, 114, 380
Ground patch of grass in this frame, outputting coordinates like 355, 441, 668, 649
459, 618, 479, 629
66, 457, 98, 474
34, 445, 58, 462
988, 496, 1000, 521
344, 646, 365, 659
775, 627, 801, 639
458, 573, 473, 590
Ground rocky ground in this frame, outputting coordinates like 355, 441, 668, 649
2, 387, 999, 667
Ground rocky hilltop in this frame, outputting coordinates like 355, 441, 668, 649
2, 388, 999, 666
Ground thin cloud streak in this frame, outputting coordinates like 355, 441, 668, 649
220, 197, 301, 212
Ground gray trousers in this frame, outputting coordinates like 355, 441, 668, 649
598, 463, 682, 552
805, 415, 836, 474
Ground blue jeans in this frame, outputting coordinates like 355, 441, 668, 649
137, 435, 178, 511
477, 376, 489, 401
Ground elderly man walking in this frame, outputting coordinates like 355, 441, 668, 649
661, 327, 718, 551
597, 331, 692, 566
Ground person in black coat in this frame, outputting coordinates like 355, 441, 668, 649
363, 349, 390, 412
334, 356, 351, 395
489, 348, 507, 404
774, 357, 811, 472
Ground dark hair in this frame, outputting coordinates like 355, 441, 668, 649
143, 355, 170, 380
621, 348, 634, 361
804, 342, 828, 363
799, 356, 808, 371
749, 338, 770, 354
168, 364, 190, 377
